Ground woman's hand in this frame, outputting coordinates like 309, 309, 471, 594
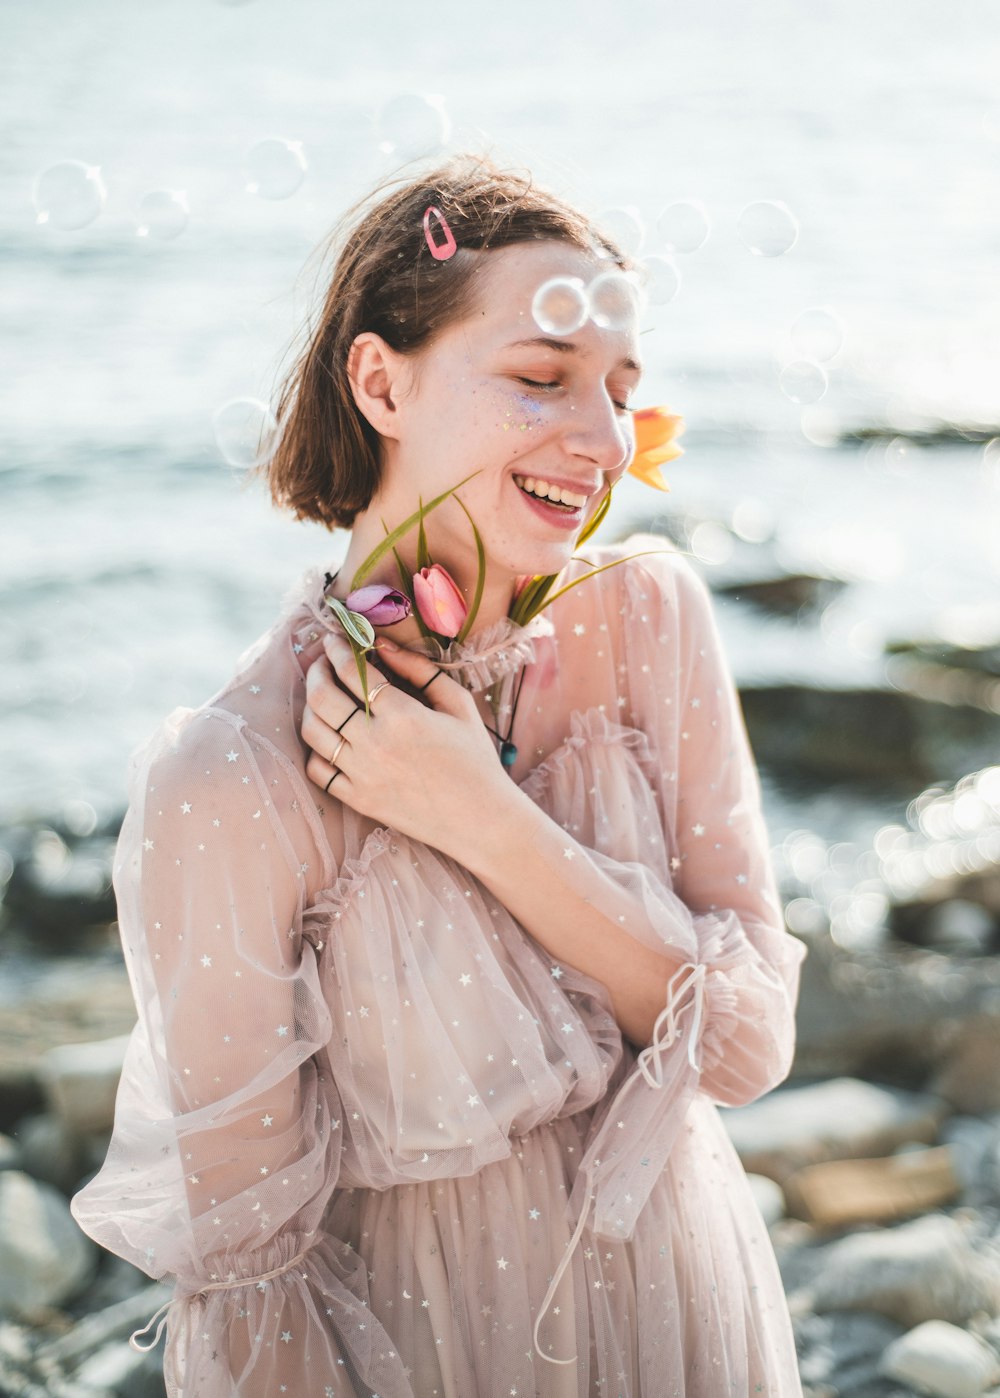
302, 632, 512, 863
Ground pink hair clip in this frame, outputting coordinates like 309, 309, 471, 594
423, 205, 457, 261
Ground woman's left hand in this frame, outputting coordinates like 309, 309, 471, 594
302, 631, 513, 862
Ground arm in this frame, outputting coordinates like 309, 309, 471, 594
72, 710, 409, 1397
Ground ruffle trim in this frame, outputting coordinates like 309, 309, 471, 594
291, 567, 555, 693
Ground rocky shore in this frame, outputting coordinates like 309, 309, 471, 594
2, 526, 1000, 1398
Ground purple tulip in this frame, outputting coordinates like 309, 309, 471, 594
344, 583, 412, 626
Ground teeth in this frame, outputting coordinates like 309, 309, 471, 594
514, 475, 587, 508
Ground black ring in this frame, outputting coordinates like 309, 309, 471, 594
336, 705, 362, 733
324, 770, 340, 794
418, 668, 446, 693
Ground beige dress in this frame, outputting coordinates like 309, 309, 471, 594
72, 539, 809, 1396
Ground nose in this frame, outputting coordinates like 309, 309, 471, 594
561, 389, 633, 477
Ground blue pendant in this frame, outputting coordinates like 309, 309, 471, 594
500, 740, 518, 768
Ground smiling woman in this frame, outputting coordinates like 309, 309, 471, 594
71, 153, 808, 1397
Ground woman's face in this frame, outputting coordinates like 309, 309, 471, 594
373, 240, 643, 582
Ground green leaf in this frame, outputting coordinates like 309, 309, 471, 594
349, 636, 372, 718
452, 497, 486, 643
392, 546, 434, 640
526, 549, 673, 613
326, 596, 375, 648
349, 471, 482, 588
417, 495, 430, 571
576, 481, 614, 546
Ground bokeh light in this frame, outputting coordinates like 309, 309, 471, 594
377, 93, 450, 158
212, 398, 279, 471
135, 189, 189, 240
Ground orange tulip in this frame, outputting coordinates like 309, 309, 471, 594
627, 406, 686, 492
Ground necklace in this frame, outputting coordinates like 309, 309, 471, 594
480, 664, 528, 770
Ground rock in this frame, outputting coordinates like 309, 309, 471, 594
73, 1339, 165, 1397
930, 1016, 1000, 1114
879, 1319, 1000, 1397
788, 932, 1000, 1086
35, 1284, 170, 1369
787, 1213, 1000, 1329
718, 1077, 948, 1183
0, 1170, 95, 1316
905, 900, 997, 955
739, 683, 1000, 788
39, 1035, 130, 1136
5, 827, 117, 942
0, 963, 135, 1133
940, 1116, 1000, 1204
792, 1309, 905, 1394
14, 1113, 88, 1193
0, 1132, 20, 1171
747, 1171, 786, 1227
715, 572, 847, 617
783, 1146, 961, 1230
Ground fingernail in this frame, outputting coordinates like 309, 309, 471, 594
377, 638, 398, 651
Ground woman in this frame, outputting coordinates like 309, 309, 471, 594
73, 154, 808, 1396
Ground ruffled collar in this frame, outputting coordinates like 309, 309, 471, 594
297, 567, 555, 693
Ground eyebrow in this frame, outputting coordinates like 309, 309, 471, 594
504, 336, 643, 375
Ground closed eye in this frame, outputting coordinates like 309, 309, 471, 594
517, 377, 634, 413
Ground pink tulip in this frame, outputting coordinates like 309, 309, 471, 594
412, 564, 468, 639
344, 583, 411, 626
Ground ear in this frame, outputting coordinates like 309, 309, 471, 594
347, 332, 406, 441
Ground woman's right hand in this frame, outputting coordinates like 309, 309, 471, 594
301, 632, 516, 864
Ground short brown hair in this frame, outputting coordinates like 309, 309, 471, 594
263, 152, 628, 531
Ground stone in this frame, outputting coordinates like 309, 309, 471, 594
0, 1170, 95, 1315
879, 1319, 1000, 1397
787, 1213, 1000, 1329
940, 1116, 1000, 1204
15, 1112, 87, 1193
782, 1145, 961, 1229
931, 1016, 1000, 1114
39, 1035, 131, 1136
746, 1171, 786, 1227
718, 1077, 948, 1183
0, 1132, 20, 1171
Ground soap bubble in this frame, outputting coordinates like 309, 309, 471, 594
377, 93, 450, 158
738, 200, 799, 257
779, 359, 828, 404
212, 398, 279, 471
135, 189, 189, 240
595, 206, 645, 257
531, 277, 588, 336
790, 306, 844, 361
32, 160, 106, 230
638, 254, 681, 306
245, 138, 307, 200
587, 270, 643, 331
656, 200, 710, 254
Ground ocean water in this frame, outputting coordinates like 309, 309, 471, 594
2, 0, 998, 837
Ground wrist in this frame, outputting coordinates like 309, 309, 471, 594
454, 776, 542, 880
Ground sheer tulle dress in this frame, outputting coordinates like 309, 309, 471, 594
72, 539, 809, 1396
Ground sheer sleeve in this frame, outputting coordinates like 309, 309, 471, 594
534, 549, 808, 1246
71, 708, 413, 1397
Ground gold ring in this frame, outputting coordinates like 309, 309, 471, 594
329, 734, 348, 767
368, 681, 392, 706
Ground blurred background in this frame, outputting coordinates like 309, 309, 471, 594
2, 2, 1000, 1394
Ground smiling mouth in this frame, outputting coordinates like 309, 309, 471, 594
512, 473, 588, 511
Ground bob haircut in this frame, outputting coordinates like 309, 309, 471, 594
263, 152, 630, 531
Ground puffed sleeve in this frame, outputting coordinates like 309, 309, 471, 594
538, 548, 808, 1243
70, 708, 414, 1398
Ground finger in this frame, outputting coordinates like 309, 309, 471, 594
305, 744, 357, 803
302, 658, 362, 750
373, 638, 473, 717
321, 632, 401, 713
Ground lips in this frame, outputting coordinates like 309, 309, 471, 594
512, 476, 586, 531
